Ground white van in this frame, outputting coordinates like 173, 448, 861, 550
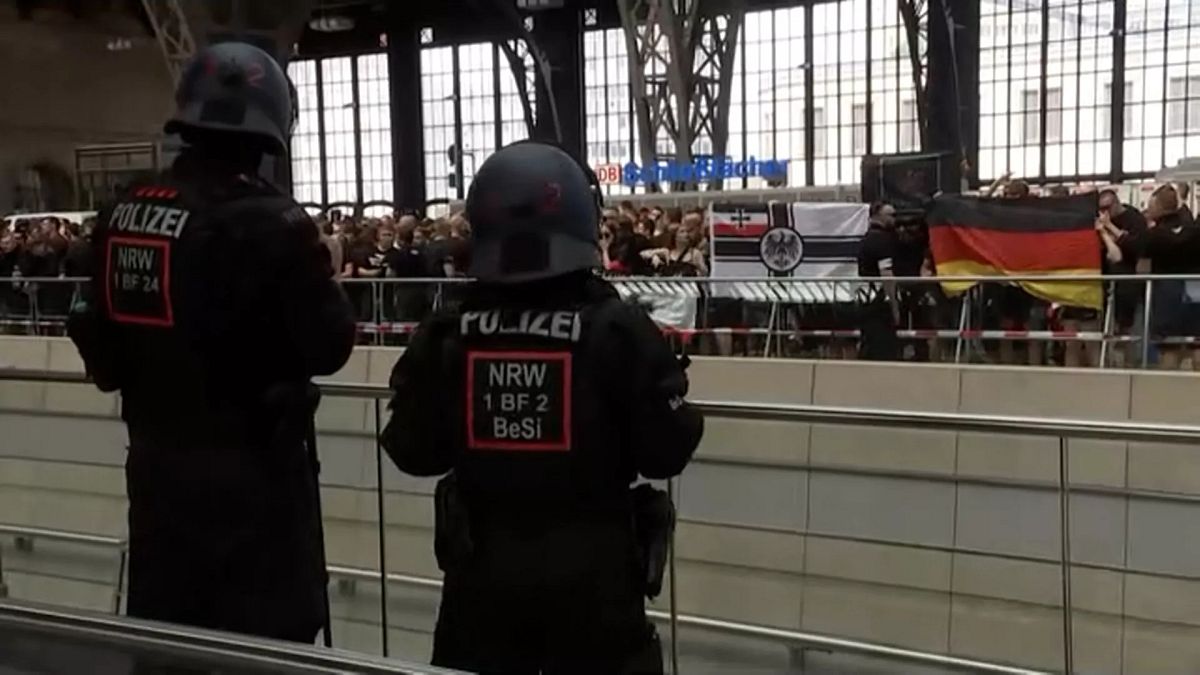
2, 211, 97, 233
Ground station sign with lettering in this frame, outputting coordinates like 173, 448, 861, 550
594, 156, 790, 186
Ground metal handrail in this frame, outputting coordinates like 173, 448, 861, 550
697, 400, 1200, 443
0, 600, 454, 674
4, 368, 1200, 444
0, 523, 128, 615
0, 530, 1044, 675
5, 368, 1190, 674
0, 524, 124, 549
322, 565, 1045, 675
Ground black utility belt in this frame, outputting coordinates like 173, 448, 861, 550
432, 476, 676, 599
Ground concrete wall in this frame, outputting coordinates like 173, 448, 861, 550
0, 6, 172, 211
5, 337, 1200, 672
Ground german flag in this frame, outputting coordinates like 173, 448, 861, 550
927, 193, 1103, 310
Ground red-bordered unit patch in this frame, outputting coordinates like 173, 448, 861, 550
466, 350, 572, 452
104, 236, 174, 327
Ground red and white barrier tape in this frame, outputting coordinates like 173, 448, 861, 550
1156, 336, 1200, 345
0, 318, 1171, 345
0, 319, 65, 329
897, 329, 1136, 342
657, 326, 1138, 342
357, 321, 420, 335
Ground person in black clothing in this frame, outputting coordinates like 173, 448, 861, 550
858, 202, 898, 278
356, 223, 395, 321
892, 216, 939, 361
423, 219, 457, 278
381, 141, 703, 674
1128, 184, 1200, 369
62, 220, 92, 278
857, 201, 900, 360
61, 220, 94, 318
1097, 189, 1148, 366
607, 215, 653, 276
385, 216, 425, 277
1175, 182, 1195, 227
385, 216, 432, 327
0, 228, 23, 323
16, 224, 63, 322
0, 229, 18, 274
67, 42, 356, 643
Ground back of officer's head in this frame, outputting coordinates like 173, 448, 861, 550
465, 142, 601, 285
165, 42, 295, 160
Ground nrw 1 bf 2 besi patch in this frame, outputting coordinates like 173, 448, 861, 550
466, 350, 572, 452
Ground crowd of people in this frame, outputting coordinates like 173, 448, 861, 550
314, 211, 471, 323
0, 216, 93, 326
5, 180, 1200, 368
313, 201, 716, 295
857, 176, 1200, 370
599, 202, 710, 277
312, 202, 715, 342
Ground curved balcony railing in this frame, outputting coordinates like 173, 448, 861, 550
7, 369, 1200, 672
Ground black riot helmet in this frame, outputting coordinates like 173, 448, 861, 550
466, 141, 603, 284
164, 42, 295, 156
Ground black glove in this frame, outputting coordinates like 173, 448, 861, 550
66, 308, 121, 392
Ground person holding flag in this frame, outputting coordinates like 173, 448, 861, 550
926, 190, 1104, 366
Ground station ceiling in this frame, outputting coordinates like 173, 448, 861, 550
298, 0, 818, 57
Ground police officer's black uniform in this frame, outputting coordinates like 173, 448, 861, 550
382, 142, 703, 674
68, 43, 356, 642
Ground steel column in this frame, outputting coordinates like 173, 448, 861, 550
803, 3, 814, 186
1111, 0, 1127, 182
350, 57, 365, 211
1038, 0, 1049, 179
617, 0, 745, 191
451, 46, 466, 200
898, 0, 928, 147
140, 0, 197, 85
532, 8, 586, 159
498, 39, 537, 140
315, 59, 329, 207
386, 23, 426, 212
492, 44, 504, 150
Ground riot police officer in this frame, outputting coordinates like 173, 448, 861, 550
68, 42, 356, 643
382, 141, 703, 674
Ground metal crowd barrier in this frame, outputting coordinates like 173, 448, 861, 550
7, 273, 1200, 367
8, 370, 1200, 672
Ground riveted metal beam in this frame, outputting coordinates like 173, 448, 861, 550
140, 0, 197, 85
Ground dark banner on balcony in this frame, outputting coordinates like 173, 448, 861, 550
927, 193, 1103, 310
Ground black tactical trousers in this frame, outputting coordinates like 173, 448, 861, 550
123, 442, 325, 644
430, 518, 662, 675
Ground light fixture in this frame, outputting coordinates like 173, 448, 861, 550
517, 0, 564, 9
309, 14, 354, 32
106, 38, 133, 51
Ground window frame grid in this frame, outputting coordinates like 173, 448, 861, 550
289, 52, 394, 212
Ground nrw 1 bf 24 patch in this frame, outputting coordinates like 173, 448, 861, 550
105, 236, 174, 327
